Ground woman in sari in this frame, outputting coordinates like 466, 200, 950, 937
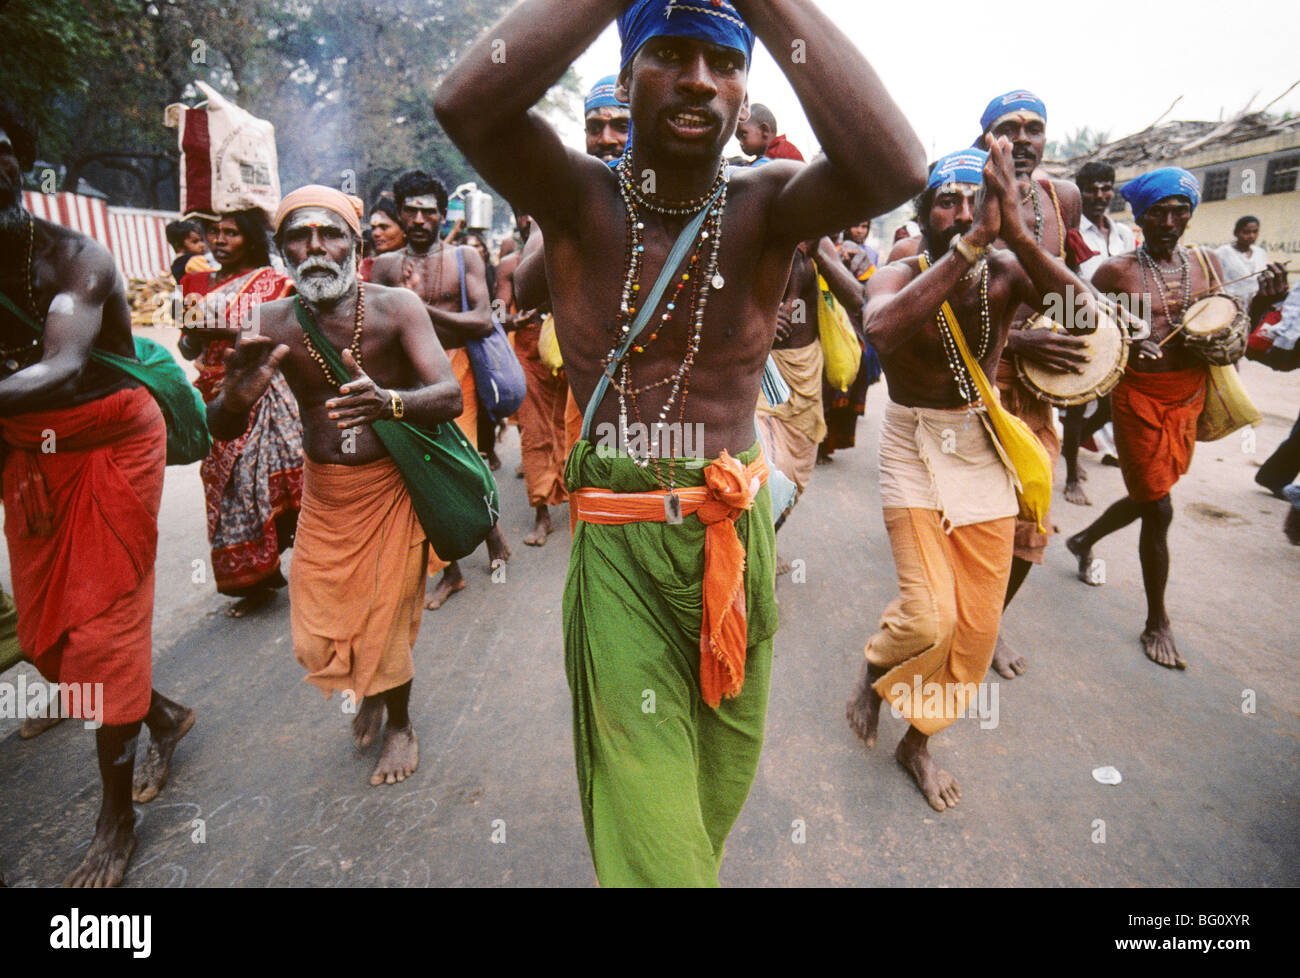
180, 209, 303, 616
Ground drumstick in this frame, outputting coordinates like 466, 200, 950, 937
1156, 258, 1290, 347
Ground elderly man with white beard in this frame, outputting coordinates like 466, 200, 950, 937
206, 185, 464, 787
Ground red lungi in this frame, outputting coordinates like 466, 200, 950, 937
1111, 366, 1207, 503
0, 386, 164, 725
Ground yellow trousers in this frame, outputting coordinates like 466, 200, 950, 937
867, 508, 1014, 736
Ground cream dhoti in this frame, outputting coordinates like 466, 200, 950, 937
867, 400, 1017, 735
755, 341, 827, 496
291, 456, 426, 698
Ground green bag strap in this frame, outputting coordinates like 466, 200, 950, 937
293, 294, 352, 386
579, 177, 727, 442
0, 289, 153, 384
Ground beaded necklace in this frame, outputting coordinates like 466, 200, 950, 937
300, 284, 366, 389
401, 243, 445, 306
607, 156, 729, 488
1021, 181, 1045, 243
923, 248, 991, 405
1, 215, 43, 371
1136, 244, 1190, 328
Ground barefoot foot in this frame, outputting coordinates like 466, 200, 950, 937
1141, 622, 1186, 670
351, 695, 385, 748
523, 509, 552, 547
19, 715, 65, 739
845, 662, 883, 749
1063, 479, 1091, 506
131, 708, 196, 803
227, 588, 277, 618
1065, 532, 1104, 586
425, 573, 467, 610
896, 737, 961, 812
64, 812, 136, 888
991, 635, 1027, 679
370, 724, 419, 786
487, 525, 512, 567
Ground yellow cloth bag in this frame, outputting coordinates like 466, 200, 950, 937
1196, 363, 1261, 441
538, 314, 564, 374
1185, 246, 1261, 441
817, 275, 861, 392
920, 255, 1052, 531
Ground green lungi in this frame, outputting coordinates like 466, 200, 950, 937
0, 587, 22, 674
562, 439, 778, 887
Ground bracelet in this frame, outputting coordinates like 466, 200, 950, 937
389, 390, 405, 420
951, 235, 987, 266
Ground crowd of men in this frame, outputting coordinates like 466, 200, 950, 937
1, 0, 1295, 888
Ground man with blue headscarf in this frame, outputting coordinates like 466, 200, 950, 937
1066, 167, 1235, 671
437, 0, 926, 885
842, 139, 1096, 812
582, 73, 630, 165
972, 89, 1091, 683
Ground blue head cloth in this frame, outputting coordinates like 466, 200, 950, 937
584, 75, 622, 115
617, 0, 756, 70
928, 148, 987, 190
1120, 167, 1201, 220
975, 89, 1047, 147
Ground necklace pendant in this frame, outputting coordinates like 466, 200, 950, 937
663, 491, 683, 525
711, 273, 725, 290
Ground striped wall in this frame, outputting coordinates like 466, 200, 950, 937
21, 191, 178, 282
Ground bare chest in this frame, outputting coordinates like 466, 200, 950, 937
400, 247, 463, 310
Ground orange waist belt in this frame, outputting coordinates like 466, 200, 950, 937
571, 449, 769, 708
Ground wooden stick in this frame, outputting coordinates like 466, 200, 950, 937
1156, 259, 1289, 347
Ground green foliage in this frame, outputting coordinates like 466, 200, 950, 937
1045, 126, 1112, 162
0, 0, 582, 221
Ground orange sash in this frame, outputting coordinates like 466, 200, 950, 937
571, 449, 769, 707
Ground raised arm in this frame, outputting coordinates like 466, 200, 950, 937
0, 241, 117, 414
862, 159, 1004, 357
434, 0, 625, 232
735, 0, 927, 248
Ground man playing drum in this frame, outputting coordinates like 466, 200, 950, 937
844, 143, 1097, 811
976, 90, 1090, 682
1066, 168, 1234, 669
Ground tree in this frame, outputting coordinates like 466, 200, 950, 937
3, 0, 581, 222
1045, 126, 1111, 162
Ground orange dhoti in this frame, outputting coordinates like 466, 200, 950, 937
996, 357, 1059, 564
291, 456, 426, 697
514, 321, 569, 508
428, 348, 478, 575
867, 401, 1017, 736
0, 386, 165, 725
1111, 366, 1207, 503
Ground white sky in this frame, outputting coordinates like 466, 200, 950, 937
557, 0, 1299, 164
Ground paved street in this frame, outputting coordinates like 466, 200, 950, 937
2, 341, 1297, 887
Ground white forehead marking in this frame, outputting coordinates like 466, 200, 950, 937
284, 206, 350, 233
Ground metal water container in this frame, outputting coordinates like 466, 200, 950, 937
466, 190, 494, 230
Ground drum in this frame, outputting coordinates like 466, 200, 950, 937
1181, 294, 1248, 366
1015, 306, 1128, 406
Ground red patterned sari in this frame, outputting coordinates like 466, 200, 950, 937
181, 267, 303, 596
